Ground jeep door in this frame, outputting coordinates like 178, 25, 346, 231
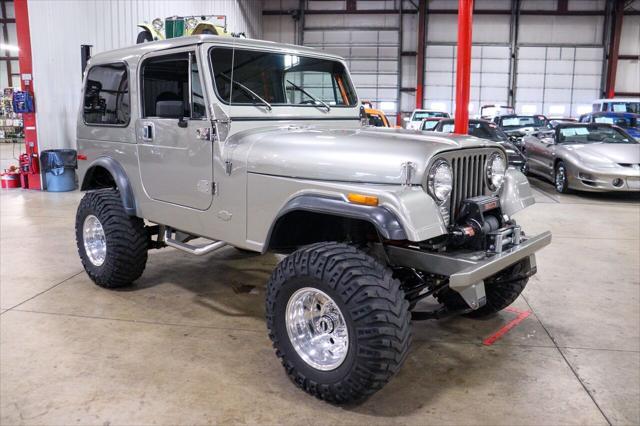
135, 48, 213, 210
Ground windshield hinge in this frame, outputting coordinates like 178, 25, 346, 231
225, 161, 233, 175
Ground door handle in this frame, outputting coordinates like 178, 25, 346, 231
141, 123, 154, 141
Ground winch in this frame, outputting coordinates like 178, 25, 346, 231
448, 196, 521, 253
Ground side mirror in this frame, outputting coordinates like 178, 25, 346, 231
210, 103, 231, 142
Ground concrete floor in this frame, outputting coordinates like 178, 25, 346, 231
1, 142, 639, 425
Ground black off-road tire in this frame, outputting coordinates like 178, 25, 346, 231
136, 30, 153, 44
266, 242, 412, 404
437, 259, 530, 318
75, 189, 148, 288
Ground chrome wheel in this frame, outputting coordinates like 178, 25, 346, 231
555, 165, 566, 192
83, 215, 106, 266
285, 287, 349, 371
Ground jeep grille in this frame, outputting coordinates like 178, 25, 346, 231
435, 148, 502, 220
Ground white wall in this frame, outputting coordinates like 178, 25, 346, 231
616, 14, 640, 94
28, 0, 263, 150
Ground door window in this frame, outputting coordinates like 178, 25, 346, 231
141, 53, 190, 118
83, 63, 130, 125
190, 53, 207, 119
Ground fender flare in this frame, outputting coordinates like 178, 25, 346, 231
137, 24, 163, 40
81, 157, 137, 216
264, 195, 407, 251
192, 23, 223, 35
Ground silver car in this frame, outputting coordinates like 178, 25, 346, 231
75, 35, 551, 403
522, 123, 640, 193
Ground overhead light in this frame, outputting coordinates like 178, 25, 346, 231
0, 44, 19, 53
468, 103, 475, 112
430, 102, 447, 111
549, 105, 566, 115
521, 104, 537, 114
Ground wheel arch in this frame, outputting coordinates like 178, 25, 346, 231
263, 195, 407, 254
81, 157, 137, 216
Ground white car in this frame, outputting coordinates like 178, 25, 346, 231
407, 109, 450, 129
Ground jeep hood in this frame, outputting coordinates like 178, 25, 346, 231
243, 127, 501, 185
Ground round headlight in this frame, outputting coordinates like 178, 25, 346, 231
487, 152, 506, 191
186, 18, 198, 30
152, 18, 164, 31
427, 160, 453, 202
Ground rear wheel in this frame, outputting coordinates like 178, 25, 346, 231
75, 189, 148, 288
266, 242, 411, 403
136, 30, 153, 44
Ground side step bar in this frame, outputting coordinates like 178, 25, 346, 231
163, 228, 227, 256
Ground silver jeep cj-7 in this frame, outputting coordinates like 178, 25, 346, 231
76, 35, 551, 403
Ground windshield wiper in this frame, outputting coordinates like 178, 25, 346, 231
220, 73, 272, 110
286, 80, 331, 111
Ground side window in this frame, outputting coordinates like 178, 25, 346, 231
83, 63, 130, 125
141, 52, 190, 118
190, 53, 206, 119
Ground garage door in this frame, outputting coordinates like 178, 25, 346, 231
424, 45, 510, 115
304, 28, 399, 112
515, 46, 603, 117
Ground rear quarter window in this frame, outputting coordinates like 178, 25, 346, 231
83, 63, 130, 126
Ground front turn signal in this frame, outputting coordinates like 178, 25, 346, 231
347, 193, 379, 206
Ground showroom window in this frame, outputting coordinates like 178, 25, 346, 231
83, 63, 130, 126
210, 48, 357, 107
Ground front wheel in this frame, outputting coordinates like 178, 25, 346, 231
437, 258, 530, 318
555, 161, 570, 193
266, 242, 411, 404
75, 189, 148, 288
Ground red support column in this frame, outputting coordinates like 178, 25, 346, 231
605, 0, 624, 99
14, 0, 41, 190
415, 0, 426, 109
454, 0, 474, 135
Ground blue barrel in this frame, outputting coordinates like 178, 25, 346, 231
45, 168, 76, 192
41, 149, 77, 192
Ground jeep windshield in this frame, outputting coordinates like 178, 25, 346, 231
499, 115, 547, 129
558, 125, 638, 144
210, 48, 358, 107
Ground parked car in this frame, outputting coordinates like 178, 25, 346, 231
407, 109, 450, 129
433, 119, 528, 172
137, 14, 242, 43
592, 98, 640, 114
76, 35, 551, 403
494, 114, 552, 146
579, 111, 640, 140
521, 123, 640, 193
420, 117, 444, 131
479, 104, 514, 120
549, 118, 578, 128
362, 104, 391, 127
